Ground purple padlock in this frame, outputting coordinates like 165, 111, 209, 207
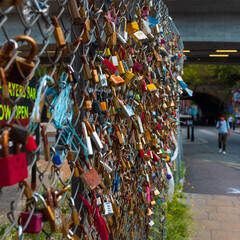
20, 211, 43, 233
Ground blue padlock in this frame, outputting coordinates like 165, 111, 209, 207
50, 146, 61, 165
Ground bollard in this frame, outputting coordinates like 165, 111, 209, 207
187, 125, 190, 139
191, 125, 194, 142
233, 121, 235, 130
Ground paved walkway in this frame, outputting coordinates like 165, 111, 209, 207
185, 193, 240, 240
182, 127, 240, 240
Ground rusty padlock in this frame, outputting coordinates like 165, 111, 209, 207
6, 35, 37, 85
0, 129, 28, 187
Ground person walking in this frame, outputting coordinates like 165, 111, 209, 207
227, 115, 233, 129
216, 116, 230, 154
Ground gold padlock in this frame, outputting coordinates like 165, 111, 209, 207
53, 17, 65, 48
7, 35, 37, 84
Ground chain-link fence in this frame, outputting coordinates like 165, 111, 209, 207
0, 0, 185, 239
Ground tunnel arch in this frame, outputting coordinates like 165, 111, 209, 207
181, 86, 227, 124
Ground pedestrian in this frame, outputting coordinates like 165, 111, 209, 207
216, 116, 230, 154
227, 115, 233, 129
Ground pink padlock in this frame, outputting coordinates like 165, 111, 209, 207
20, 211, 43, 233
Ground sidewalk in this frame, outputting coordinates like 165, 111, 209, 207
185, 193, 240, 240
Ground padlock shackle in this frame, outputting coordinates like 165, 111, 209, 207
13, 35, 38, 64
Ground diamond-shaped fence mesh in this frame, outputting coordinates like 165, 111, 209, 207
0, 0, 184, 239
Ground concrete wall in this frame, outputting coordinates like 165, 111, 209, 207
165, 0, 240, 42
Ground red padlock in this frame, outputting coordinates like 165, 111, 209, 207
0, 129, 28, 187
25, 136, 37, 152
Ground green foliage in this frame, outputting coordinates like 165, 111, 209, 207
183, 64, 240, 101
165, 187, 193, 240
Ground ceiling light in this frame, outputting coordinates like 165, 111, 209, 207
209, 54, 229, 57
183, 50, 190, 53
216, 50, 237, 53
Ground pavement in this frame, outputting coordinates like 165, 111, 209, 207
182, 126, 240, 240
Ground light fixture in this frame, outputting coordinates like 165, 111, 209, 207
216, 50, 237, 53
183, 50, 190, 53
209, 54, 229, 57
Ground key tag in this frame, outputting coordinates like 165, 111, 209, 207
98, 66, 108, 88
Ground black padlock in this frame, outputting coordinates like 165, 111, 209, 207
9, 124, 30, 145
99, 113, 105, 125
91, 92, 101, 114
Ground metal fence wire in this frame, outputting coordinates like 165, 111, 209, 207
0, 0, 185, 239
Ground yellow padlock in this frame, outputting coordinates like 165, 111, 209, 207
53, 17, 65, 48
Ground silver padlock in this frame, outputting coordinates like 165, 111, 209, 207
98, 66, 108, 88
103, 201, 114, 216
82, 122, 93, 156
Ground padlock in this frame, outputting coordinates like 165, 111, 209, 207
76, 159, 102, 191
25, 136, 37, 152
50, 146, 61, 165
41, 125, 51, 161
110, 74, 125, 87
91, 61, 99, 83
109, 23, 117, 47
82, 22, 90, 43
117, 60, 125, 75
82, 56, 92, 80
91, 92, 101, 114
92, 19, 104, 49
123, 70, 134, 84
0, 39, 18, 71
53, 17, 65, 48
69, 198, 80, 226
126, 13, 140, 35
98, 66, 108, 88
83, 119, 103, 150
82, 92, 92, 111
97, 55, 119, 75
52, 191, 64, 231
19, 179, 32, 200
68, 0, 81, 25
20, 196, 43, 234
34, 193, 55, 225
71, 86, 79, 117
0, 68, 9, 101
113, 124, 124, 146
9, 124, 30, 145
145, 77, 157, 92
103, 199, 114, 216
0, 129, 28, 187
6, 35, 37, 84
81, 122, 93, 156
104, 17, 113, 36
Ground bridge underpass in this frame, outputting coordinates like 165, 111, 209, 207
166, 0, 240, 65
